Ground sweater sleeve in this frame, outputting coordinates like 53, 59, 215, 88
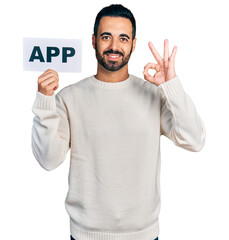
31, 91, 71, 171
158, 75, 206, 152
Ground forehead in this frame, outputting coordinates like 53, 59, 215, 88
98, 16, 132, 35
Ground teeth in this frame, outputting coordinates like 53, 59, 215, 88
108, 54, 119, 58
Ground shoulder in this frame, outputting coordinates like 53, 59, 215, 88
130, 74, 158, 91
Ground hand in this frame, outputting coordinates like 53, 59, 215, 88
143, 39, 177, 86
38, 69, 59, 96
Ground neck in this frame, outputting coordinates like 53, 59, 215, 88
95, 64, 129, 83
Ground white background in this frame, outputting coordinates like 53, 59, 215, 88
0, 0, 228, 240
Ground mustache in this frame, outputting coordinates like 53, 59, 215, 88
104, 49, 124, 57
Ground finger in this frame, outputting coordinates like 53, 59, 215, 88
38, 70, 58, 82
143, 69, 154, 82
49, 69, 58, 77
169, 45, 178, 63
40, 76, 57, 88
148, 41, 163, 63
144, 62, 160, 72
46, 81, 58, 92
163, 39, 169, 62
38, 72, 58, 83
45, 69, 58, 76
39, 69, 58, 79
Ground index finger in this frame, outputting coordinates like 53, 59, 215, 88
148, 41, 163, 63
39, 69, 58, 78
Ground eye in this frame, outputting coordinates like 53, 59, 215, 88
102, 36, 110, 40
120, 38, 128, 42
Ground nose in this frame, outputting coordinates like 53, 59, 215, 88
109, 37, 120, 52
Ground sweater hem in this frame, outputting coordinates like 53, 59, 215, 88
70, 219, 159, 240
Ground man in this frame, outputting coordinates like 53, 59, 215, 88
31, 4, 206, 240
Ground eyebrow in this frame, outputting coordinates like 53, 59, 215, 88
100, 32, 130, 39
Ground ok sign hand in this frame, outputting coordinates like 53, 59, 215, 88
143, 39, 178, 86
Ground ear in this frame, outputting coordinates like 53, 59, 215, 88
92, 34, 96, 49
132, 38, 137, 53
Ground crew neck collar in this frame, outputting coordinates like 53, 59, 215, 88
88, 74, 133, 89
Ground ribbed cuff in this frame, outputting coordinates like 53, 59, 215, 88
32, 91, 56, 110
158, 75, 184, 100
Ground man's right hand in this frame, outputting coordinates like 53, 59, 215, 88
38, 69, 59, 96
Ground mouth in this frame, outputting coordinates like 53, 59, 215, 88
106, 53, 121, 61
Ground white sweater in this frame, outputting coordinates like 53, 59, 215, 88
31, 74, 206, 240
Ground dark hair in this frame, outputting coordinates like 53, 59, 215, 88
93, 4, 136, 40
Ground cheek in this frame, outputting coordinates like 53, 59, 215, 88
97, 41, 109, 52
123, 45, 132, 54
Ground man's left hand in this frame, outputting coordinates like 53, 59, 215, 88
143, 39, 177, 86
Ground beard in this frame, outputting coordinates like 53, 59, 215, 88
95, 41, 133, 72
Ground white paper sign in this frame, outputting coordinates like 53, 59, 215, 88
23, 37, 82, 72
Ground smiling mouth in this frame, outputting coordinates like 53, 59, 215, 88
106, 54, 121, 60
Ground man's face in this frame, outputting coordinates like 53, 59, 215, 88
93, 16, 136, 72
